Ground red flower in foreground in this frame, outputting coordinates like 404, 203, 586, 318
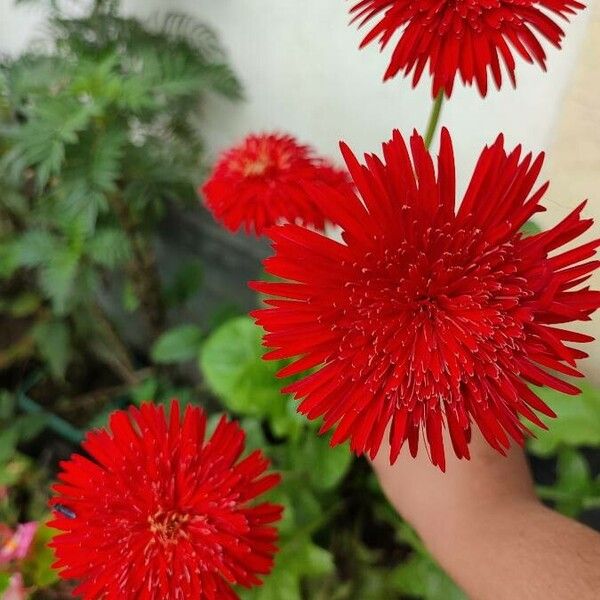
201, 133, 353, 235
50, 402, 282, 599
349, 0, 585, 97
253, 128, 600, 470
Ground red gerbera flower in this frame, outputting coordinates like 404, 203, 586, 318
201, 133, 353, 235
50, 401, 282, 599
252, 128, 600, 471
349, 0, 585, 97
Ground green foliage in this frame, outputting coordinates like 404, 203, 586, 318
32, 319, 71, 379
520, 220, 541, 237
392, 525, 466, 600
528, 383, 600, 456
20, 522, 60, 588
241, 536, 335, 600
537, 448, 600, 518
0, 573, 10, 594
0, 391, 46, 468
527, 384, 600, 518
151, 324, 204, 364
200, 316, 306, 438
0, 0, 241, 381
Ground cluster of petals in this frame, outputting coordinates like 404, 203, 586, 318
50, 401, 282, 599
349, 0, 585, 97
253, 128, 600, 470
0, 522, 37, 565
201, 133, 353, 235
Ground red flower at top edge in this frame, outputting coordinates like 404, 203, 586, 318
253, 128, 600, 470
349, 0, 585, 97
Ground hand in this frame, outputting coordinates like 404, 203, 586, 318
372, 427, 600, 600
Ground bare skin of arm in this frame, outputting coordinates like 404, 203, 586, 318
371, 429, 600, 600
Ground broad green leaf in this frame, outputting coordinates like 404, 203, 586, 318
32, 320, 71, 379
298, 434, 353, 491
199, 316, 284, 418
151, 325, 204, 364
528, 383, 600, 456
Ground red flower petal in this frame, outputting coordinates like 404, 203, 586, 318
49, 401, 282, 599
201, 133, 353, 236
254, 128, 600, 470
349, 0, 585, 97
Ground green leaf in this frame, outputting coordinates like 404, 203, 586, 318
122, 280, 140, 312
391, 553, 466, 600
0, 428, 18, 464
14, 413, 47, 441
553, 449, 593, 517
199, 316, 285, 418
32, 319, 72, 379
527, 383, 600, 456
536, 449, 598, 518
151, 324, 204, 364
38, 249, 80, 314
87, 227, 131, 268
297, 434, 353, 491
128, 377, 160, 406
520, 220, 541, 237
13, 230, 58, 267
240, 536, 334, 600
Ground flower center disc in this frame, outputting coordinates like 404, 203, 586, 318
148, 510, 190, 546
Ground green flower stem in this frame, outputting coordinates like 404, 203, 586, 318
424, 91, 445, 150
17, 392, 84, 445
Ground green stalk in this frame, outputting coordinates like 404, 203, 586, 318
424, 91, 445, 150
17, 392, 84, 445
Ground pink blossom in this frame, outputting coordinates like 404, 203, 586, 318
0, 523, 37, 565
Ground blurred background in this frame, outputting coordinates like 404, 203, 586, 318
0, 1, 598, 598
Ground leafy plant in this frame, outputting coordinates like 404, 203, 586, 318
0, 1, 598, 599
0, 0, 242, 390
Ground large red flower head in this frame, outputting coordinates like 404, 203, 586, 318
349, 0, 585, 97
50, 401, 282, 599
253, 128, 600, 471
201, 133, 353, 235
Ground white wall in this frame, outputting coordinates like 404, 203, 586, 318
0, 0, 593, 179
